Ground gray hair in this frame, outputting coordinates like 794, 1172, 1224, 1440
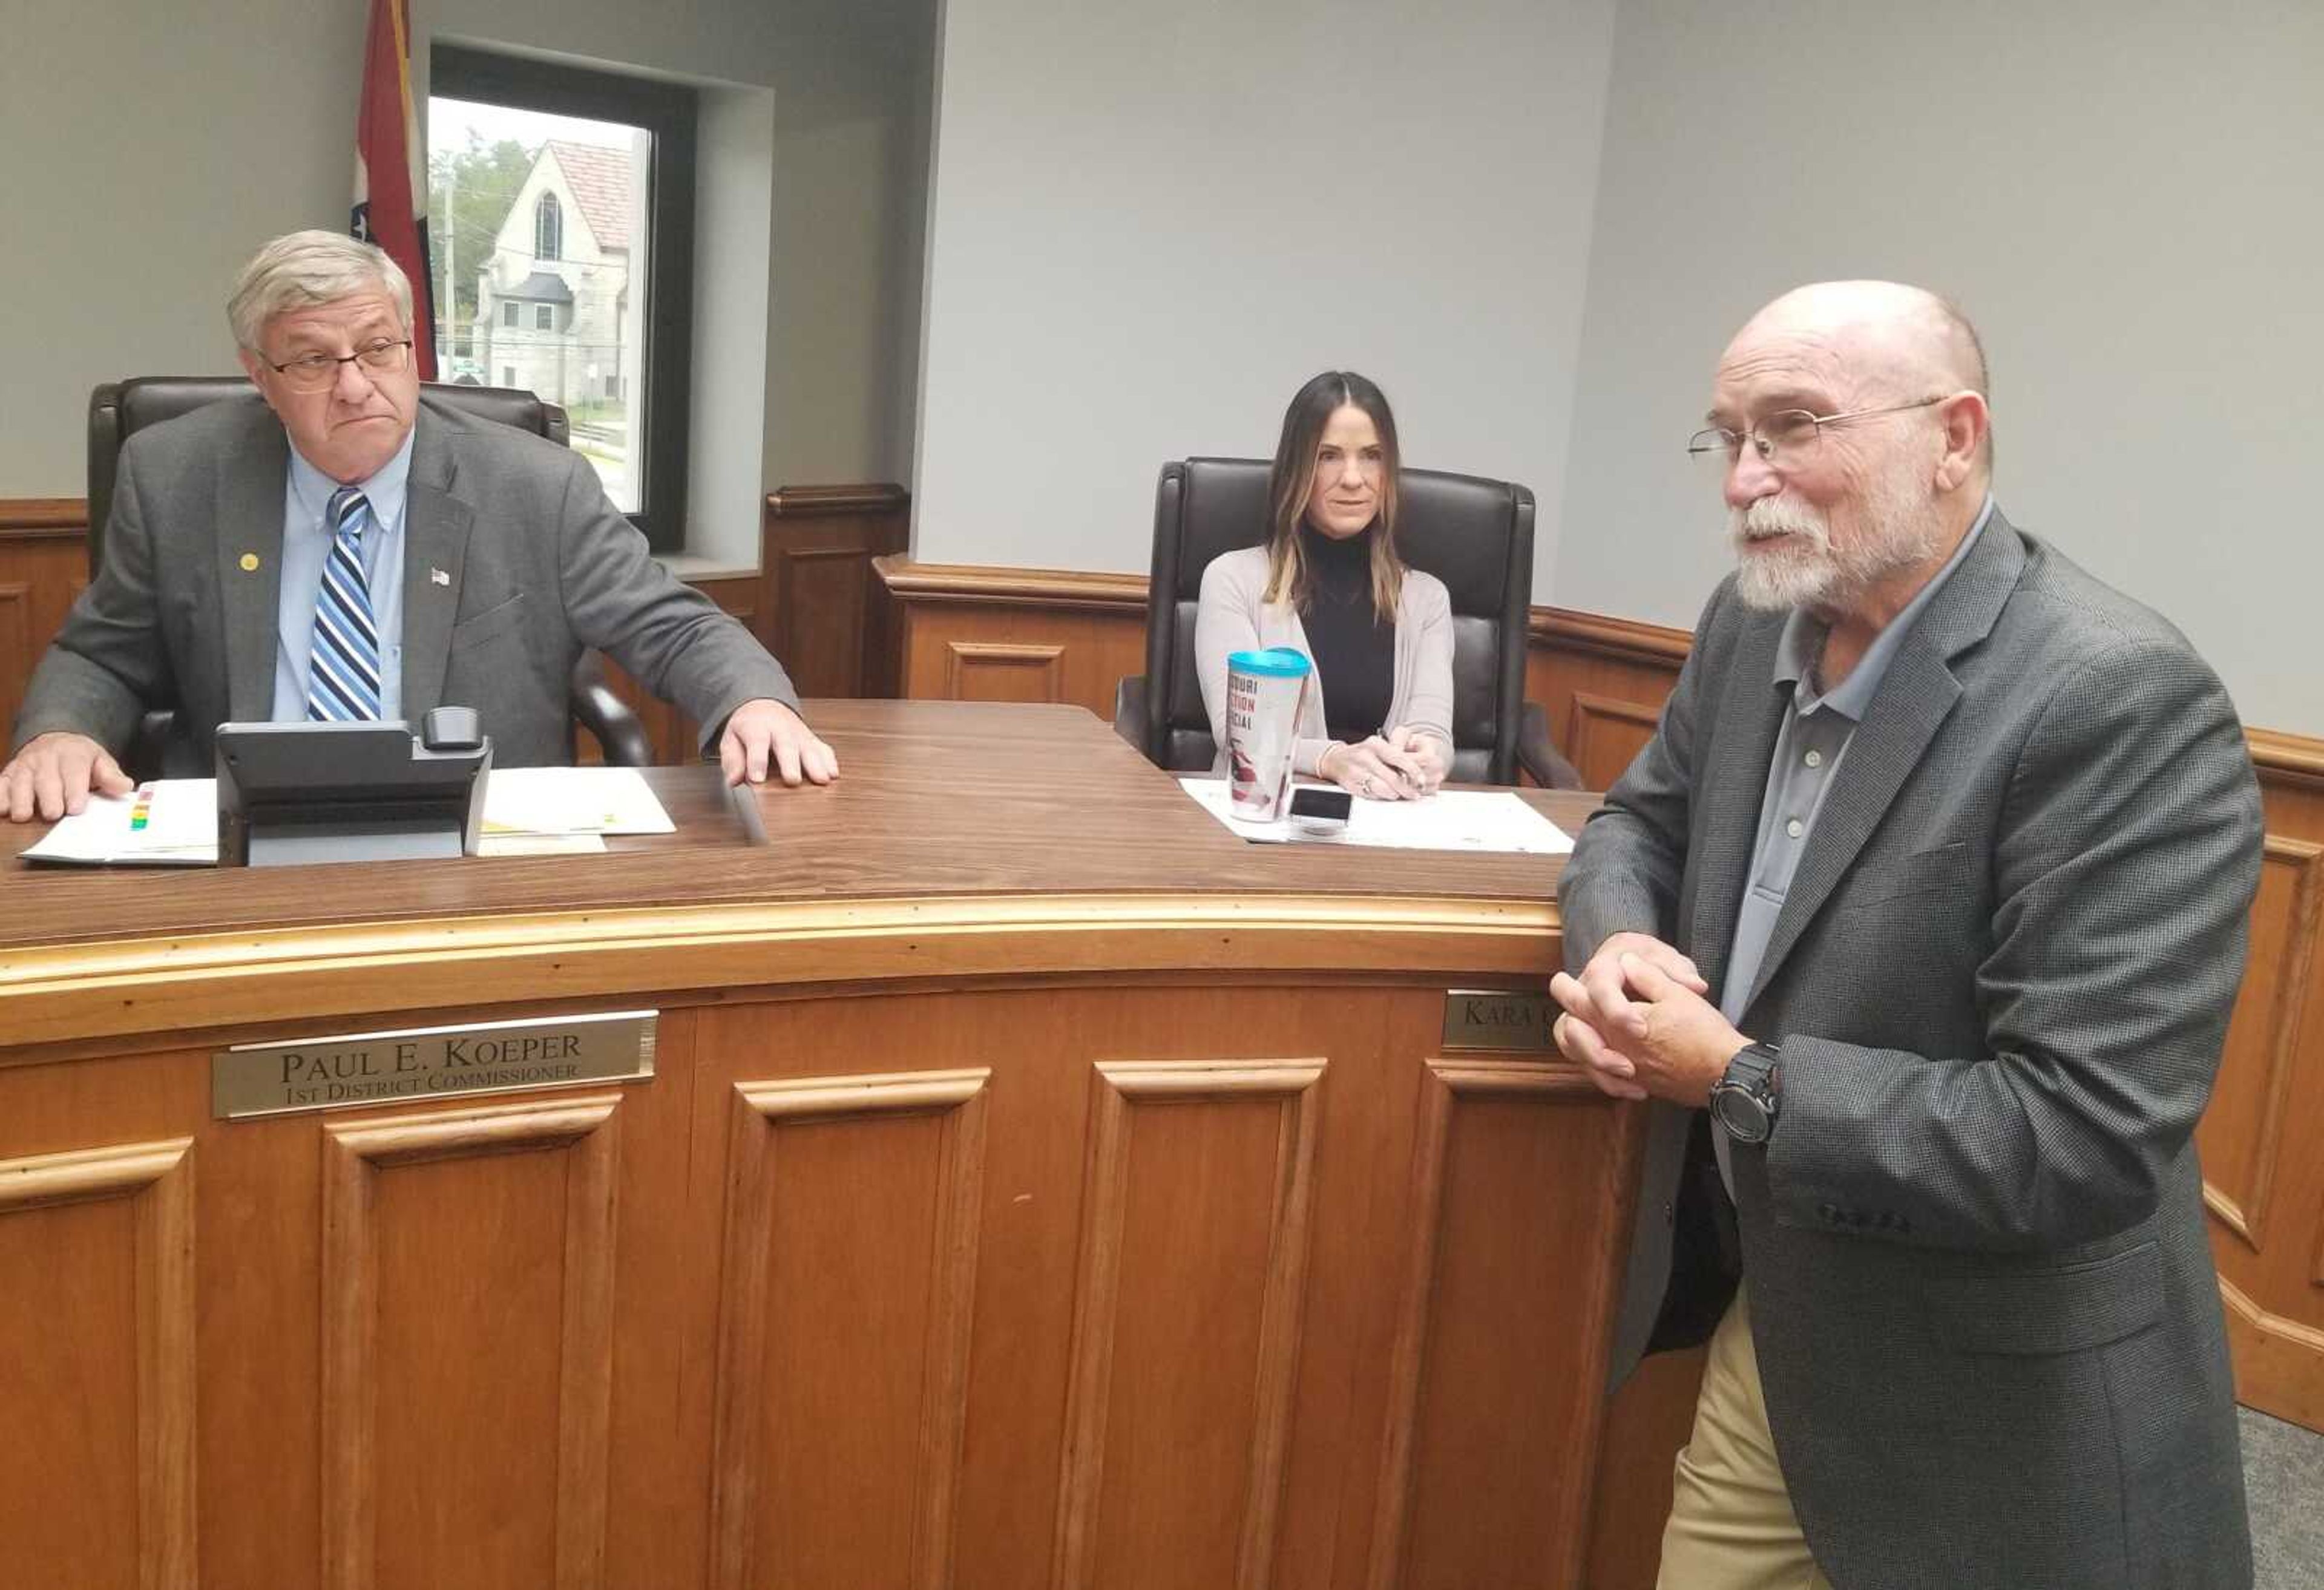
227, 230, 413, 352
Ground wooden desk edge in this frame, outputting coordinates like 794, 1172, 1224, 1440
0, 889, 1566, 1049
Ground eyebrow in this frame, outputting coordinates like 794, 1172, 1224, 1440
1710, 387, 1828, 425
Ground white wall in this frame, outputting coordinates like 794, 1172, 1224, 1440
0, 0, 365, 492
691, 87, 777, 568
1557, 0, 2324, 734
913, 0, 1618, 578
1, 0, 933, 569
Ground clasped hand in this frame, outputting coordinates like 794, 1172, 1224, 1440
1548, 931, 1743, 1107
1319, 724, 1446, 800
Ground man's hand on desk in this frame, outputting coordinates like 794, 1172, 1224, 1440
719, 699, 839, 789
2, 731, 134, 822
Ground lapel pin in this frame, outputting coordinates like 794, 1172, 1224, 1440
430, 566, 450, 586
238, 552, 260, 572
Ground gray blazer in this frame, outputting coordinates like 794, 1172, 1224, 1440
1558, 510, 2260, 1589
13, 394, 798, 770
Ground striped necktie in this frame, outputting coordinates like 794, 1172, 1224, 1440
306, 486, 384, 722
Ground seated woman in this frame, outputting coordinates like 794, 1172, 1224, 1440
1195, 371, 1452, 800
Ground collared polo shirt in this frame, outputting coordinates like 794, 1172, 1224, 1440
1712, 496, 1995, 1183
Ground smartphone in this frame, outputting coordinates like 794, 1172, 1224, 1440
1287, 785, 1353, 834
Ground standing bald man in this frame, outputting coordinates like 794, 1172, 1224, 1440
1553, 283, 2259, 1589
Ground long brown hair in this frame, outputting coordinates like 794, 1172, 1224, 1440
1262, 371, 1404, 621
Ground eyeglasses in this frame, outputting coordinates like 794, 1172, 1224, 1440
265, 337, 413, 393
1687, 395, 1946, 465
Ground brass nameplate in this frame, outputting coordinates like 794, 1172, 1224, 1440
1441, 989, 1558, 1053
214, 1010, 657, 1121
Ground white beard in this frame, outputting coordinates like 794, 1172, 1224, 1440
1728, 468, 1944, 613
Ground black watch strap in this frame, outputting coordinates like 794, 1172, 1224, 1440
1711, 1041, 1782, 1143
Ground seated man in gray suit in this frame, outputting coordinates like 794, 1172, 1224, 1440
3, 229, 836, 821
1552, 283, 2260, 1588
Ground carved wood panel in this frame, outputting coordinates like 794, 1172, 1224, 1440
760, 484, 910, 699
320, 1094, 622, 1590
1367, 1060, 1630, 1590
1052, 1058, 1324, 1590
945, 641, 1067, 704
0, 1135, 196, 1589
708, 1067, 988, 1590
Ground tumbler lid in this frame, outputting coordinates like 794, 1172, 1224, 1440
1226, 647, 1312, 679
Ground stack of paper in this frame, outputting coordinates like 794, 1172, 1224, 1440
478, 767, 675, 854
19, 767, 677, 866
1177, 776, 1574, 855
22, 780, 220, 866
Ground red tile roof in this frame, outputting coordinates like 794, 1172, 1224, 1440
545, 140, 632, 254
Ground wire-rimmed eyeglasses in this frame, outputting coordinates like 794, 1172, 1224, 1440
1687, 395, 1947, 465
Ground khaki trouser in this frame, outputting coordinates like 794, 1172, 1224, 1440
1655, 1286, 1836, 1590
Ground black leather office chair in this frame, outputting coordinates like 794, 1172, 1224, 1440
85, 378, 649, 771
1114, 457, 1583, 788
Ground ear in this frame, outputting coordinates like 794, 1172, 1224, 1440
235, 348, 285, 419
1932, 391, 1989, 491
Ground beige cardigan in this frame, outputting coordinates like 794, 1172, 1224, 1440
1193, 545, 1455, 777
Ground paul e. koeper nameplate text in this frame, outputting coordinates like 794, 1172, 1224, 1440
213, 1010, 657, 1120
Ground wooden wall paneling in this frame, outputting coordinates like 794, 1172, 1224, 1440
2210, 764, 2324, 1433
2202, 837, 2322, 1249
1052, 1058, 1324, 1590
1525, 609, 1688, 793
320, 1094, 623, 1590
0, 502, 94, 740
944, 640, 1066, 703
876, 559, 1147, 719
0, 579, 33, 740
0, 1134, 197, 1590
707, 1067, 989, 1590
582, 572, 758, 765
1365, 1059, 1635, 1590
761, 483, 911, 699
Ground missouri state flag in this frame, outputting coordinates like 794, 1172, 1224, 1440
351, 0, 436, 378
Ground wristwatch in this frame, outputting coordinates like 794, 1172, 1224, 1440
1710, 1041, 1782, 1144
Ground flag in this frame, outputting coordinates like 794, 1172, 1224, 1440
351, 0, 436, 379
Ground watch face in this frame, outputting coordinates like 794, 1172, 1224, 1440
1712, 1085, 1770, 1143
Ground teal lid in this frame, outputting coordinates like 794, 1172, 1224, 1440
1226, 647, 1312, 679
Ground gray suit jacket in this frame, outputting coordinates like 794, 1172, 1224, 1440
1559, 511, 2260, 1589
13, 394, 798, 770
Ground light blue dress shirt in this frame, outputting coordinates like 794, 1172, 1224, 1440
271, 431, 414, 722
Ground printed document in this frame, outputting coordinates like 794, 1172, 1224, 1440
1177, 777, 1573, 855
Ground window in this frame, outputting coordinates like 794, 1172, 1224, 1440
430, 45, 697, 549
534, 192, 562, 261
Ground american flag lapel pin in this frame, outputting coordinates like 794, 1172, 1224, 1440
430, 567, 450, 586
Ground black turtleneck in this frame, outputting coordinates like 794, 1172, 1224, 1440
1296, 521, 1396, 743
